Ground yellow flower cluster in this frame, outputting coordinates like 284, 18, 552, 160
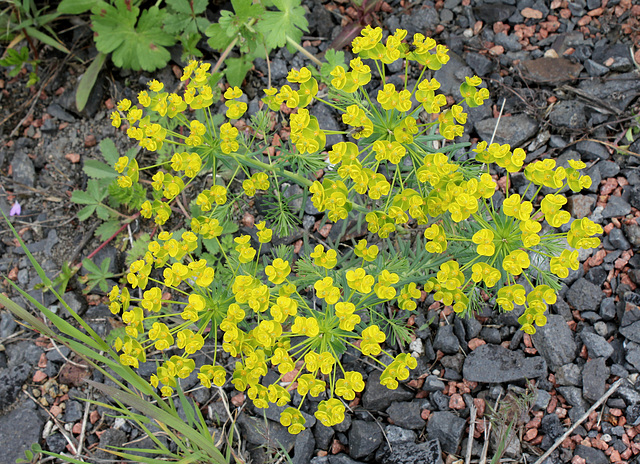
101, 25, 606, 436
110, 218, 425, 434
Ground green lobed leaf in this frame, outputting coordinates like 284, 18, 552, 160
163, 12, 195, 35
118, 6, 176, 71
91, 0, 138, 54
94, 204, 111, 220
83, 159, 118, 179
94, 220, 121, 241
224, 55, 253, 87
165, 0, 198, 15
91, 2, 175, 71
87, 178, 109, 202
230, 0, 263, 23
256, 0, 308, 52
205, 23, 234, 50
76, 205, 96, 221
98, 137, 120, 165
70, 190, 96, 205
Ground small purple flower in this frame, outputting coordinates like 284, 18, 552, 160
9, 201, 21, 216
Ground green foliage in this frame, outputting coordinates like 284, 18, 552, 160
49, 261, 75, 294
76, 51, 107, 111
81, 257, 116, 293
0, 0, 67, 86
0, 46, 39, 85
94, 219, 122, 241
125, 233, 151, 267
71, 179, 111, 221
0, 0, 67, 51
205, 0, 308, 86
91, 1, 175, 71
255, 0, 308, 52
624, 111, 640, 144
163, 0, 211, 60
18, 24, 606, 447
319, 48, 347, 83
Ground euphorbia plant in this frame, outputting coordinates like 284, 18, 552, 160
106, 25, 601, 434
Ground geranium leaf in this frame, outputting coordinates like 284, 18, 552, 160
92, 2, 175, 72
256, 0, 308, 52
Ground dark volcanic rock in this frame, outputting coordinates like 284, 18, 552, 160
466, 52, 495, 77
532, 315, 577, 369
432, 325, 460, 354
0, 405, 44, 464
475, 114, 538, 147
609, 228, 631, 250
293, 429, 315, 464
580, 332, 614, 359
577, 72, 640, 112
463, 344, 546, 383
398, 5, 440, 36
426, 411, 466, 454
603, 196, 631, 218
380, 439, 443, 464
11, 151, 36, 188
0, 363, 30, 410
555, 363, 582, 386
363, 370, 414, 411
386, 401, 426, 430
549, 101, 586, 129
582, 357, 609, 403
584, 59, 609, 77
620, 321, 640, 343
575, 444, 609, 464
566, 278, 604, 312
576, 140, 610, 160
385, 425, 416, 444
473, 4, 516, 23
94, 428, 128, 460
349, 420, 383, 460
237, 413, 296, 452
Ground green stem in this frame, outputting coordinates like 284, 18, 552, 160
231, 152, 313, 187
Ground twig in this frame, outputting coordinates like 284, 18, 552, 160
49, 337, 89, 368
0, 328, 26, 345
216, 386, 242, 453
74, 387, 93, 458
479, 392, 502, 464
532, 378, 624, 464
489, 98, 506, 146
466, 403, 477, 464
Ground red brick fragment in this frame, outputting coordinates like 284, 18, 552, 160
522, 7, 544, 18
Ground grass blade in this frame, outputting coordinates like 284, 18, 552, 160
87, 380, 226, 462
76, 52, 106, 111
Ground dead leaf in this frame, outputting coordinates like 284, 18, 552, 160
59, 361, 91, 387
